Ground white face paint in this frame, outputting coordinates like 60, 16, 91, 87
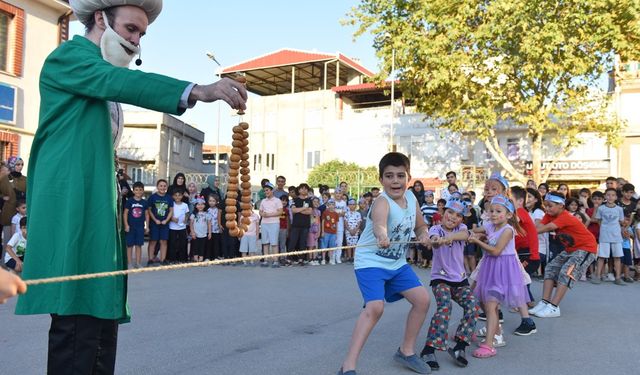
100, 11, 139, 67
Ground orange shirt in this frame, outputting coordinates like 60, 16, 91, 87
322, 211, 339, 234
541, 210, 597, 253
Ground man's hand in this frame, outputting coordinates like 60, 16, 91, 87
377, 235, 390, 248
0, 269, 27, 304
189, 78, 248, 111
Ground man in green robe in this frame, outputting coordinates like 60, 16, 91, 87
15, 1, 247, 373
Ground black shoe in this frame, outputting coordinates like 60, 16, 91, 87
478, 310, 504, 323
514, 321, 537, 336
420, 353, 439, 371
447, 348, 468, 367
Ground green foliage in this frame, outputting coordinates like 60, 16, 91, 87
307, 160, 379, 196
348, 0, 640, 182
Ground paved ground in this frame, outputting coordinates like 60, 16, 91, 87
2, 261, 639, 374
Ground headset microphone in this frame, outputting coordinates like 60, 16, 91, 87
135, 47, 142, 66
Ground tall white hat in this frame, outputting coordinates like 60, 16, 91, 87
69, 0, 163, 26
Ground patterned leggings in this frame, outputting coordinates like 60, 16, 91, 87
426, 283, 479, 350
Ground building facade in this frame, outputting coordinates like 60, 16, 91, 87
0, 0, 71, 166
118, 111, 206, 189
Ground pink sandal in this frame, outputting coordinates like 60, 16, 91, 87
473, 343, 497, 358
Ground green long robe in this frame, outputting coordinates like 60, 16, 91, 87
16, 35, 190, 320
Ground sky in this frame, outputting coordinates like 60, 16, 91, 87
69, 0, 379, 145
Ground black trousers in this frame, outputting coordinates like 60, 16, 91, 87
168, 229, 188, 262
206, 233, 222, 259
48, 314, 118, 375
288, 227, 309, 260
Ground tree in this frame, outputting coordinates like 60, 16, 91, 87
307, 160, 379, 196
347, 0, 640, 184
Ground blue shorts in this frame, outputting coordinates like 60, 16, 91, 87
622, 248, 633, 266
355, 264, 423, 305
150, 222, 169, 241
126, 225, 145, 247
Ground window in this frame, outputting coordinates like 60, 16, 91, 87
306, 151, 321, 169
506, 138, 520, 161
0, 11, 9, 72
172, 136, 181, 154
0, 3, 24, 76
131, 167, 157, 186
189, 143, 195, 159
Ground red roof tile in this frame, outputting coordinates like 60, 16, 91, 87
222, 48, 374, 77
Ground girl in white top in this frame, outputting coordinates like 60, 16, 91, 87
526, 188, 548, 268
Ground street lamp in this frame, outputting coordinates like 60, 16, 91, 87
390, 47, 395, 152
206, 52, 222, 176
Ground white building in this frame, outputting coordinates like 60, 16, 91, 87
611, 60, 640, 187
220, 48, 636, 193
0, 0, 72, 166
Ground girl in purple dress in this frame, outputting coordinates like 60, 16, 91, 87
469, 195, 530, 358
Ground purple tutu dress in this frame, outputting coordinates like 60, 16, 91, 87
474, 223, 530, 308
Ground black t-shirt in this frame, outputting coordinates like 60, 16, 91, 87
463, 209, 479, 229
291, 196, 313, 228
619, 198, 638, 217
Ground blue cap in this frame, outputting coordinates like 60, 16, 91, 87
490, 195, 515, 213
544, 193, 566, 205
263, 182, 275, 190
424, 190, 434, 197
445, 198, 470, 215
489, 172, 509, 190
327, 199, 335, 205
450, 191, 463, 199
348, 199, 356, 205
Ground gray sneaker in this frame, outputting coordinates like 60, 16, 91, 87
614, 278, 627, 286
590, 277, 602, 284
394, 348, 431, 374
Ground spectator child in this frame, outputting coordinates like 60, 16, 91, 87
123, 182, 149, 269
334, 192, 348, 262
469, 195, 531, 358
511, 186, 540, 308
278, 195, 290, 262
338, 152, 431, 375
321, 199, 339, 265
634, 210, 640, 281
289, 183, 312, 265
591, 188, 626, 285
259, 182, 283, 267
239, 210, 260, 265
621, 214, 634, 282
4, 216, 27, 272
530, 192, 597, 318
420, 190, 438, 226
619, 183, 637, 216
526, 188, 548, 275
307, 197, 321, 264
462, 197, 479, 274
431, 198, 447, 226
566, 198, 588, 225
10, 200, 26, 239
168, 188, 189, 262
420, 199, 479, 369
206, 195, 222, 261
344, 198, 362, 262
190, 196, 211, 262
147, 179, 173, 266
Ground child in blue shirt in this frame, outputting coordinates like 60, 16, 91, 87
124, 182, 149, 269
338, 152, 432, 375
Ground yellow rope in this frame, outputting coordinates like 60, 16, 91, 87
24, 241, 422, 286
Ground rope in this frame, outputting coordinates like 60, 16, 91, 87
23, 241, 422, 286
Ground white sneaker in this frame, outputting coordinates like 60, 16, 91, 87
536, 304, 561, 318
528, 300, 548, 315
336, 259, 342, 264
606, 273, 616, 282
321, 260, 326, 265
329, 260, 336, 265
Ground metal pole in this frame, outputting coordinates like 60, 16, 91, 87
216, 101, 221, 176
390, 48, 395, 152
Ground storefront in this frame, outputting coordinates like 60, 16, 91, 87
525, 159, 611, 191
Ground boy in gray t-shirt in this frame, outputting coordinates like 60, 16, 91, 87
591, 188, 626, 285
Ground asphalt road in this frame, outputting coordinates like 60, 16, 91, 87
2, 262, 639, 374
